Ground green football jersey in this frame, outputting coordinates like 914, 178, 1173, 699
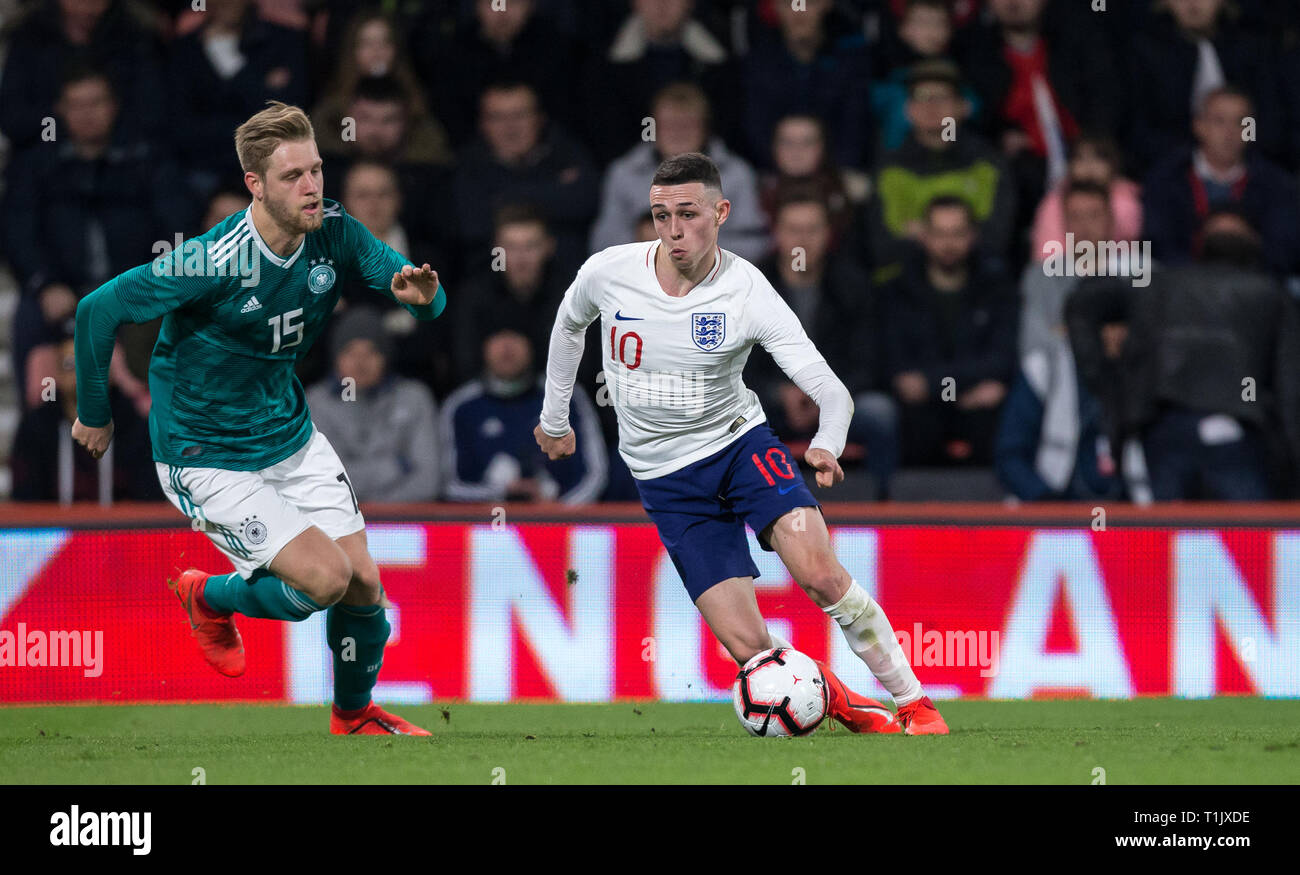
75, 198, 444, 470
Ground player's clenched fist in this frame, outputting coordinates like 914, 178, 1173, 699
805, 447, 844, 489
534, 424, 575, 460
72, 418, 114, 460
390, 263, 439, 306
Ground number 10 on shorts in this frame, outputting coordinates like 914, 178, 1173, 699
751, 448, 796, 486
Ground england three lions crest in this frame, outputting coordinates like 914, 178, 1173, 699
691, 312, 726, 351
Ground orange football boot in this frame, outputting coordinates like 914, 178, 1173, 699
331, 702, 432, 736
168, 569, 245, 677
896, 696, 949, 735
817, 662, 901, 734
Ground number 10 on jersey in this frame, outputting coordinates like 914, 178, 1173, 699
610, 325, 643, 370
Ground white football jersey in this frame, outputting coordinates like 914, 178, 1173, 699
541, 241, 827, 479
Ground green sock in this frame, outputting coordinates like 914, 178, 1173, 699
327, 603, 390, 711
202, 571, 324, 621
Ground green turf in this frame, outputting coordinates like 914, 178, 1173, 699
1, 699, 1297, 785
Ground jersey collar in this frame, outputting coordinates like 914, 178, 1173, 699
243, 207, 306, 269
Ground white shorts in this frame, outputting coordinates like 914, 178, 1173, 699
156, 428, 365, 579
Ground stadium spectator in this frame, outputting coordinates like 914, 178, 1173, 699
10, 334, 157, 502
1020, 180, 1128, 356
166, 0, 309, 200
319, 73, 452, 168
451, 204, 574, 383
994, 337, 1122, 502
321, 75, 454, 259
1030, 135, 1142, 263
453, 81, 599, 277
961, 0, 1123, 203
441, 329, 607, 503
325, 160, 452, 396
590, 82, 767, 261
740, 0, 872, 170
871, 0, 981, 154
312, 9, 440, 160
1142, 86, 1299, 276
307, 307, 441, 503
426, 0, 585, 147
1005, 174, 1131, 502
881, 0, 984, 31
758, 114, 867, 255
3, 66, 192, 393
337, 160, 441, 305
751, 191, 899, 496
1125, 0, 1285, 173
0, 0, 163, 153
587, 0, 736, 162
880, 196, 1018, 466
867, 60, 1015, 275
635, 210, 658, 242
201, 187, 250, 230
1066, 210, 1300, 500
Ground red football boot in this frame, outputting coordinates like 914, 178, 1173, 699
896, 696, 950, 735
167, 569, 245, 677
331, 702, 432, 736
817, 662, 901, 734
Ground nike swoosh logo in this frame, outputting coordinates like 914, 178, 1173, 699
777, 483, 798, 494
614, 310, 644, 320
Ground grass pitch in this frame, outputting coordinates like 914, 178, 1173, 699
1, 698, 1297, 785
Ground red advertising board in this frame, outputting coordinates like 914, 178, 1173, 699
0, 517, 1296, 703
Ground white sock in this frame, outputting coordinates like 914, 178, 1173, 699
823, 580, 924, 706
766, 627, 792, 650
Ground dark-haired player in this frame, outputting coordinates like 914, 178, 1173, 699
535, 152, 947, 734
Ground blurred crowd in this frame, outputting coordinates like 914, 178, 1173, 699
4, 0, 1300, 504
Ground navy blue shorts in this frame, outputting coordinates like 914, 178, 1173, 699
634, 423, 820, 602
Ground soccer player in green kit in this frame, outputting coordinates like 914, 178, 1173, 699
72, 103, 444, 735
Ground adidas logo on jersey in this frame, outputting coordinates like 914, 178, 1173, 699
240, 296, 262, 313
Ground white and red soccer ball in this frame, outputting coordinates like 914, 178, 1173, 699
732, 647, 828, 737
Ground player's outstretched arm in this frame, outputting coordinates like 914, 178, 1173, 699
72, 250, 217, 457
343, 208, 446, 319
72, 282, 131, 459
536, 261, 601, 459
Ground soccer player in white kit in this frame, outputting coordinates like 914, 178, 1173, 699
535, 153, 947, 734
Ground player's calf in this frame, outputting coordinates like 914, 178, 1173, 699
763, 509, 851, 608
768, 508, 934, 717
324, 531, 398, 722
695, 576, 776, 665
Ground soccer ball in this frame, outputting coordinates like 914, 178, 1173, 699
732, 647, 828, 737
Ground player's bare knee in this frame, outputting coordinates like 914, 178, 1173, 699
799, 566, 850, 608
